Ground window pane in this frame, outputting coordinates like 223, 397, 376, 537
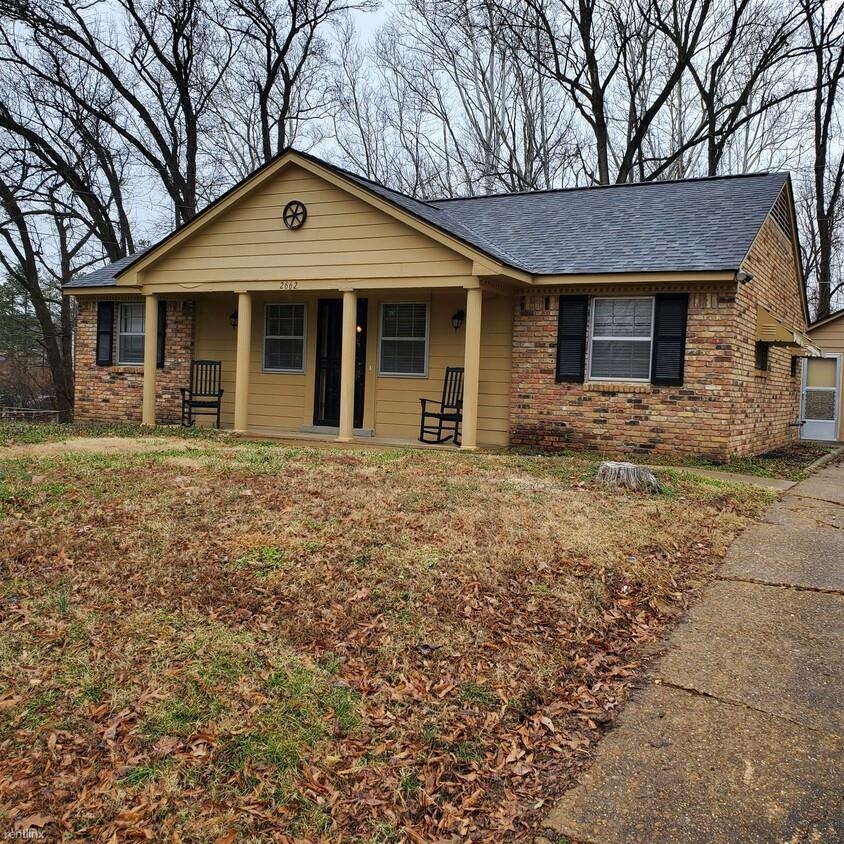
593, 298, 652, 338
119, 303, 145, 334
806, 358, 837, 388
117, 303, 145, 364
381, 339, 426, 375
266, 304, 304, 338
120, 334, 145, 364
382, 303, 426, 339
591, 339, 651, 379
264, 338, 304, 370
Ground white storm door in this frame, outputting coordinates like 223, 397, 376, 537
801, 355, 841, 441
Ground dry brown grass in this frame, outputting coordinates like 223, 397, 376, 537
0, 437, 774, 841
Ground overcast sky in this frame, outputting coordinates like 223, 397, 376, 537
353, 3, 391, 39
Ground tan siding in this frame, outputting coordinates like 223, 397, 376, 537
810, 318, 844, 346
193, 295, 237, 427
192, 289, 512, 446
373, 290, 512, 446
193, 292, 313, 431
147, 163, 473, 283
148, 163, 509, 444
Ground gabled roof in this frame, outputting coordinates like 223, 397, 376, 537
809, 308, 844, 331
66, 148, 791, 288
428, 172, 788, 275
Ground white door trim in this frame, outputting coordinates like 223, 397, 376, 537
801, 353, 841, 442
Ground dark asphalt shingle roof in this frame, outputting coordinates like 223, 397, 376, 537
66, 150, 788, 287
428, 172, 788, 275
69, 251, 153, 288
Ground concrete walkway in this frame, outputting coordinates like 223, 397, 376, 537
546, 462, 844, 844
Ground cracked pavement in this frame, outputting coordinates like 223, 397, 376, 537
545, 461, 844, 844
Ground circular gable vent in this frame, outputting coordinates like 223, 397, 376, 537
282, 200, 307, 230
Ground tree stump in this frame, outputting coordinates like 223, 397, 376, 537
595, 461, 660, 493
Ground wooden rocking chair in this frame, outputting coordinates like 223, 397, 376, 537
419, 366, 464, 445
180, 360, 224, 428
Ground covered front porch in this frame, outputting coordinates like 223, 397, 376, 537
139, 282, 513, 450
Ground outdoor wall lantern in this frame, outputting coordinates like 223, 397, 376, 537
229, 311, 238, 330
451, 309, 465, 332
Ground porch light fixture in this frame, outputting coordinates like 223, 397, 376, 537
451, 309, 465, 332
229, 310, 238, 330
735, 270, 754, 285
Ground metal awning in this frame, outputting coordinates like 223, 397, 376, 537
755, 306, 822, 357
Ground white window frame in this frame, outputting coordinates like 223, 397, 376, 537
377, 302, 430, 378
263, 303, 307, 373
587, 296, 655, 383
116, 302, 145, 366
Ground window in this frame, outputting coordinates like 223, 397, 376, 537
379, 303, 428, 376
588, 297, 653, 381
264, 304, 306, 372
117, 302, 145, 365
755, 341, 770, 371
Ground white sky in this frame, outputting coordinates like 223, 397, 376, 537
352, 2, 391, 39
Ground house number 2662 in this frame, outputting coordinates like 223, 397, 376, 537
279, 281, 298, 290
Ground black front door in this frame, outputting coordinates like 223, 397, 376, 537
313, 298, 367, 428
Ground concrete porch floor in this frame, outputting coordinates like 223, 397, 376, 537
231, 428, 466, 452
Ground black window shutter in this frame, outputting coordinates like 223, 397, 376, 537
651, 294, 688, 386
157, 302, 167, 369
556, 295, 588, 383
95, 301, 114, 366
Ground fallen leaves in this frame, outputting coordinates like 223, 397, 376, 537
0, 440, 773, 840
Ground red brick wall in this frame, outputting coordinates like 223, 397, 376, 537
509, 214, 806, 460
73, 298, 194, 424
729, 217, 806, 456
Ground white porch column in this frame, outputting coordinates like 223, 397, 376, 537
141, 294, 159, 426
461, 286, 482, 450
234, 291, 252, 433
338, 289, 358, 442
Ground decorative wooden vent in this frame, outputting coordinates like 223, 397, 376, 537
771, 189, 792, 239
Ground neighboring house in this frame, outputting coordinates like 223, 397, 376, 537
63, 148, 816, 459
805, 310, 844, 442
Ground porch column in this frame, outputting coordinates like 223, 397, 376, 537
141, 293, 159, 426
461, 286, 482, 450
234, 291, 252, 433
338, 289, 358, 442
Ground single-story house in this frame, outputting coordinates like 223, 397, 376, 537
805, 310, 844, 442
63, 148, 818, 459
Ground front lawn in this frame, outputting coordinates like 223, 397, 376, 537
0, 429, 774, 840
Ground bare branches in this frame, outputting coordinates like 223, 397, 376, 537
1, 0, 843, 349
801, 0, 844, 318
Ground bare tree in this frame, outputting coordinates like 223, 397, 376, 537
490, 0, 717, 185
208, 0, 374, 181
0, 158, 86, 414
801, 0, 844, 319
0, 62, 134, 261
334, 0, 576, 197
1, 0, 234, 225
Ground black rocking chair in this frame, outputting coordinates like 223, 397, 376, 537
180, 360, 224, 428
419, 366, 464, 445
